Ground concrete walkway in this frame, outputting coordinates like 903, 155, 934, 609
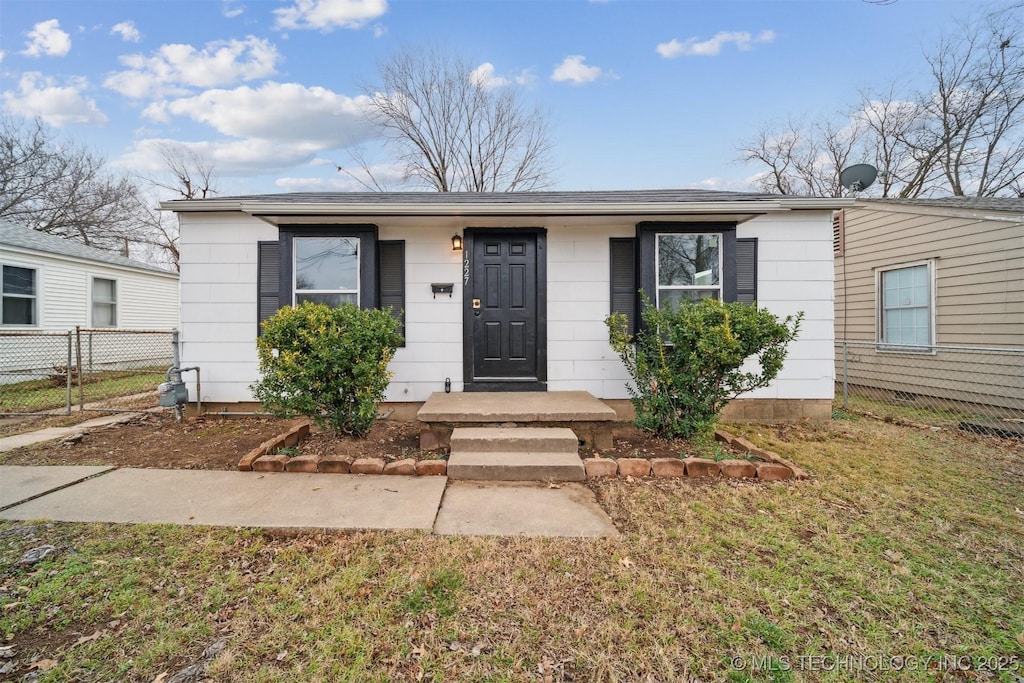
0, 410, 619, 537
0, 413, 137, 452
0, 465, 619, 537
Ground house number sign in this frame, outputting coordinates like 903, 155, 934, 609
463, 255, 471, 286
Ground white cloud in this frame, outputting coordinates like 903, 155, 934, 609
118, 137, 324, 175
274, 0, 388, 32
104, 36, 279, 99
2, 72, 108, 126
223, 0, 245, 18
470, 63, 510, 90
111, 21, 141, 43
156, 81, 373, 144
0, 50, 5, 63
657, 30, 775, 58
551, 55, 603, 85
122, 82, 377, 176
691, 175, 763, 192
372, 23, 387, 38
21, 19, 72, 57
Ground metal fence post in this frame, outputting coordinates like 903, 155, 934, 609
75, 326, 84, 409
65, 331, 72, 415
172, 328, 180, 371
842, 340, 849, 410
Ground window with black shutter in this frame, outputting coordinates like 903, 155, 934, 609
612, 223, 757, 325
257, 228, 406, 341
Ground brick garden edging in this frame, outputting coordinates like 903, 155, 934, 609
237, 422, 448, 475
582, 428, 808, 481
238, 423, 800, 482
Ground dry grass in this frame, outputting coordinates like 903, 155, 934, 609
1, 416, 1022, 682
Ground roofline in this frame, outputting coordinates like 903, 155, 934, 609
852, 198, 1024, 223
161, 197, 851, 215
1, 244, 179, 279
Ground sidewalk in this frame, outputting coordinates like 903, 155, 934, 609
0, 465, 618, 536
0, 413, 138, 452
0, 412, 619, 537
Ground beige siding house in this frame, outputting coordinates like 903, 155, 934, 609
834, 197, 1024, 412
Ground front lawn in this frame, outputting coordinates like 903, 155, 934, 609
1, 417, 1021, 681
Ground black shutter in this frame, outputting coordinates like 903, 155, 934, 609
609, 238, 637, 332
735, 238, 758, 305
257, 240, 280, 335
378, 240, 405, 344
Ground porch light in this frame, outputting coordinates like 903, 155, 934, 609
451, 234, 463, 251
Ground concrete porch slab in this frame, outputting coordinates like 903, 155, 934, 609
0, 465, 115, 509
433, 481, 618, 537
417, 391, 617, 423
0, 469, 447, 531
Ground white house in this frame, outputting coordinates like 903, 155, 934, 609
0, 221, 179, 384
164, 190, 847, 421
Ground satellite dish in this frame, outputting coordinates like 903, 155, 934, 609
840, 164, 878, 192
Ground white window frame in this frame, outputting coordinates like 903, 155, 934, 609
292, 236, 361, 308
654, 232, 723, 307
1, 263, 38, 327
90, 276, 118, 328
875, 259, 936, 354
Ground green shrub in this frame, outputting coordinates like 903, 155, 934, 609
251, 302, 403, 436
607, 298, 802, 439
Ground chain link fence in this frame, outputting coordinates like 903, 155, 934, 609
0, 331, 75, 415
836, 340, 1024, 434
0, 328, 174, 416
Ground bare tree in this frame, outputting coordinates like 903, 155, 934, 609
740, 6, 1023, 197
0, 116, 186, 268
148, 142, 218, 200
347, 46, 554, 192
0, 116, 141, 250
743, 117, 867, 197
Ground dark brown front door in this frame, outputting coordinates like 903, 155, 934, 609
463, 229, 546, 391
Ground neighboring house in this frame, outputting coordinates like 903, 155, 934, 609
0, 221, 179, 383
163, 190, 846, 420
834, 197, 1024, 411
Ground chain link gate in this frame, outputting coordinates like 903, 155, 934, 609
0, 328, 175, 416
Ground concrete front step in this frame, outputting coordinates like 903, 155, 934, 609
417, 391, 617, 423
450, 427, 579, 454
446, 451, 586, 482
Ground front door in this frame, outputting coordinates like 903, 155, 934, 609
463, 229, 547, 391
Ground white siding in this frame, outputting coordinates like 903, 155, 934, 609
177, 213, 277, 404
0, 247, 178, 382
178, 211, 835, 403
738, 213, 835, 400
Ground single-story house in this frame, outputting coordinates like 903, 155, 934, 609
0, 220, 179, 384
163, 190, 847, 420
834, 197, 1024, 412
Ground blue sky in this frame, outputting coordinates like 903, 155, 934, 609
0, 0, 998, 197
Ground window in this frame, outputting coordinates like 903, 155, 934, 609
258, 226, 405, 339
293, 236, 360, 307
2, 265, 36, 325
878, 261, 933, 349
92, 277, 117, 327
610, 224, 756, 334
656, 233, 722, 306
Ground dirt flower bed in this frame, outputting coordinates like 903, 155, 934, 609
3, 410, 803, 482
0, 412, 432, 470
